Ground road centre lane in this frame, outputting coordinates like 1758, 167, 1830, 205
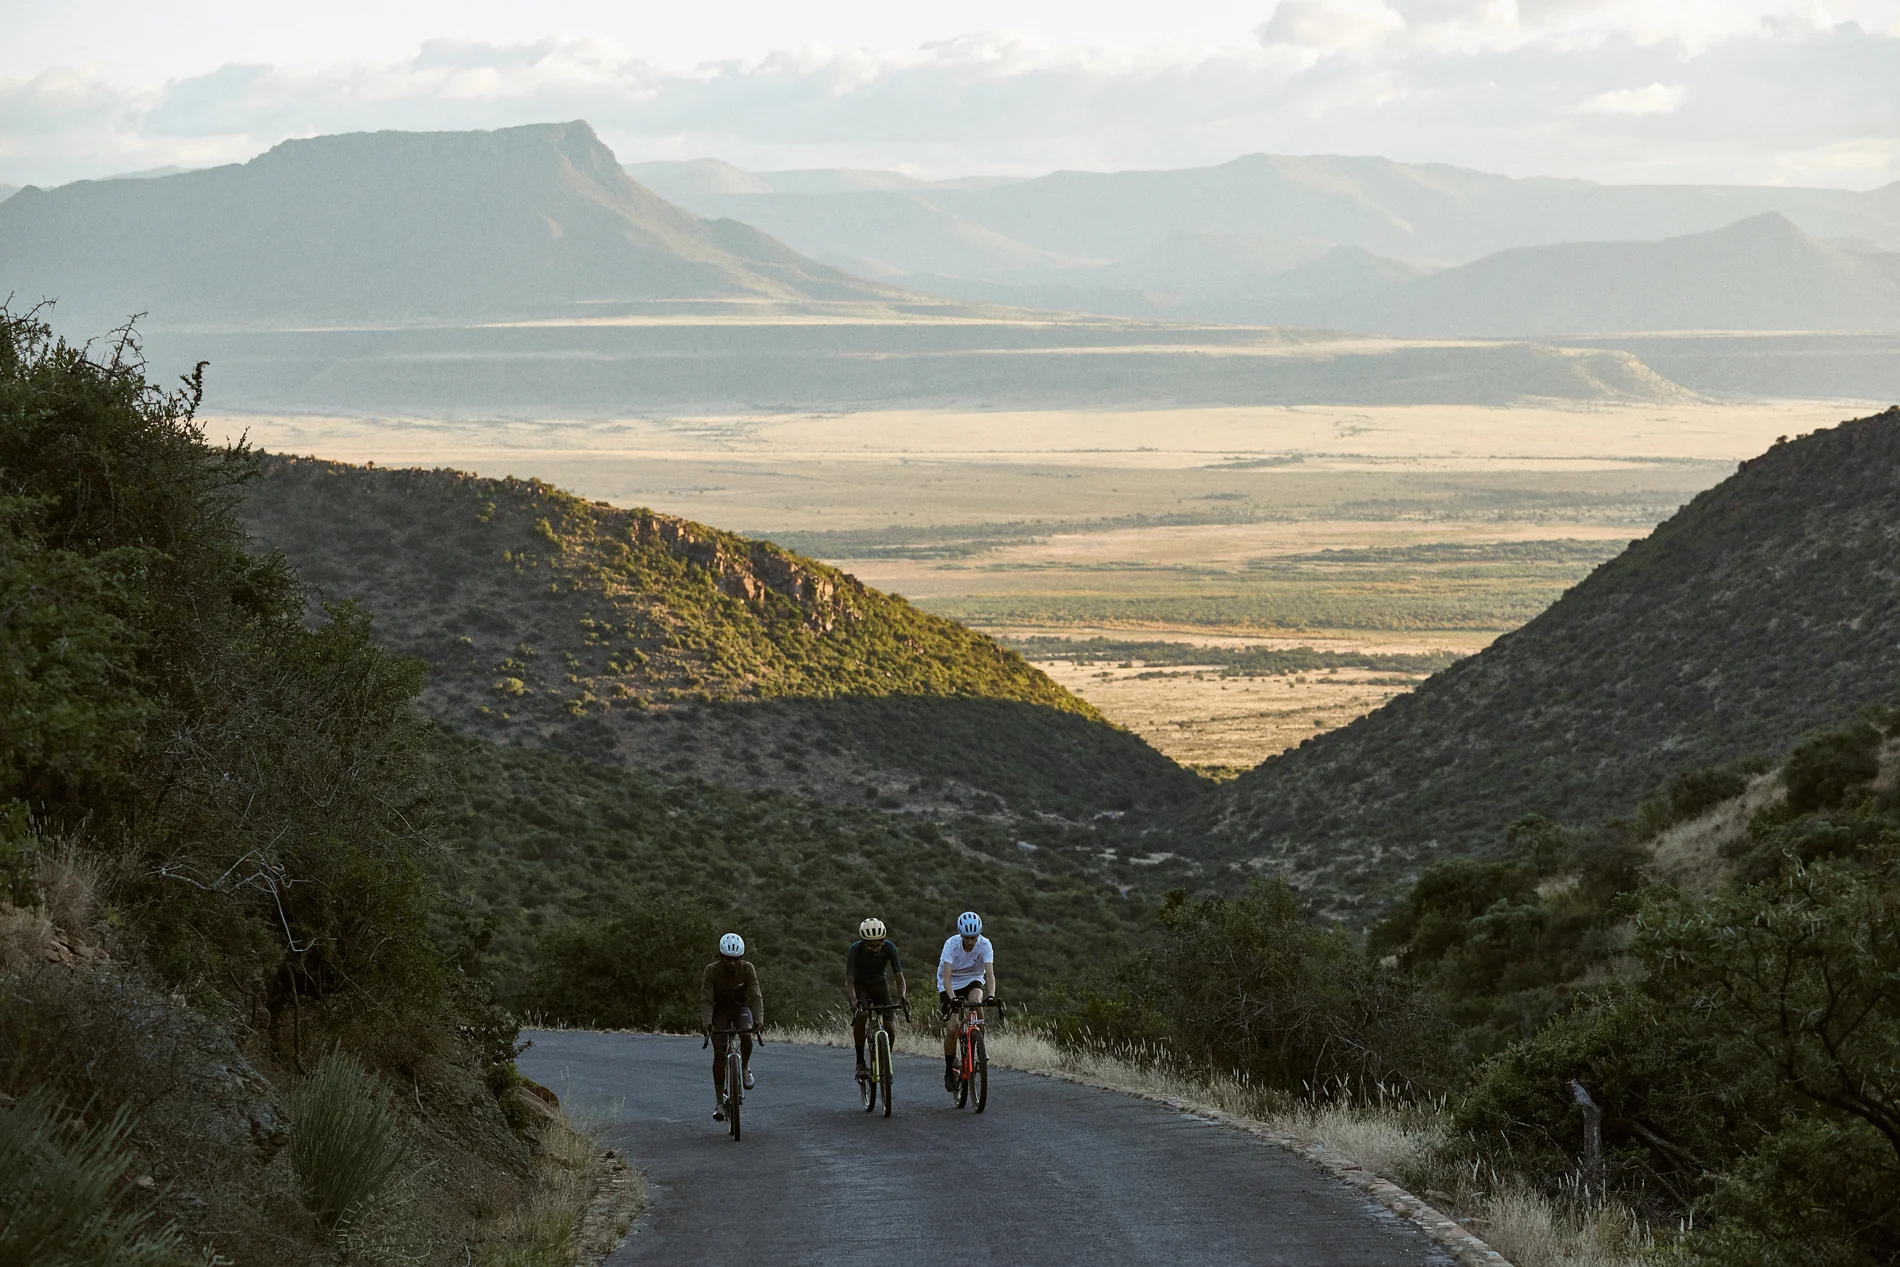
521, 1031, 1453, 1267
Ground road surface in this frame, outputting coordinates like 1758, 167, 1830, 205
521, 1031, 1455, 1267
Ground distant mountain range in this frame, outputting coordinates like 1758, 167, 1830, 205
1270, 214, 1900, 335
0, 122, 944, 329
638, 155, 1900, 334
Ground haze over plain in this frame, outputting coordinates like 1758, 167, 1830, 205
5, 0, 1898, 770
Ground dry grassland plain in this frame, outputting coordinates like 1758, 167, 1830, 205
219, 397, 1872, 767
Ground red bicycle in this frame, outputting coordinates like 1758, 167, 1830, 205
946, 997, 1005, 1113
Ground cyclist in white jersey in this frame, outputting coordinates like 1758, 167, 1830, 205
937, 911, 998, 1094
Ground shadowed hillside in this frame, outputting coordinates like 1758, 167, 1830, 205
1175, 408, 1900, 917
242, 456, 1202, 820
0, 121, 924, 329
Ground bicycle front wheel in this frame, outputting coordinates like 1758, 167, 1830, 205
876, 1028, 894, 1118
727, 1051, 743, 1141
972, 1029, 989, 1114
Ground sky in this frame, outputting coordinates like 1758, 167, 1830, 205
3, 0, 1898, 189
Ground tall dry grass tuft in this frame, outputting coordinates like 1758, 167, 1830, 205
1478, 1184, 1651, 1267
473, 1093, 644, 1267
34, 842, 101, 939
1649, 771, 1783, 894
287, 1048, 407, 1233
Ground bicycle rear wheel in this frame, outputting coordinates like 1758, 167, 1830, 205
972, 1029, 989, 1113
727, 1051, 743, 1141
877, 1028, 893, 1118
954, 1035, 970, 1109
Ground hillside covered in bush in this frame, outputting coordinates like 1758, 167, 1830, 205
1180, 407, 1900, 916
436, 731, 1195, 1024
0, 310, 584, 1265
1065, 710, 1900, 1265
242, 456, 1203, 820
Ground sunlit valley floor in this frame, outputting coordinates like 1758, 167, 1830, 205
220, 395, 1872, 767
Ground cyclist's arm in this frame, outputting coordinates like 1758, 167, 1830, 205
843, 974, 858, 1008
699, 964, 715, 1031
744, 961, 764, 1031
984, 961, 998, 1001
893, 970, 908, 1000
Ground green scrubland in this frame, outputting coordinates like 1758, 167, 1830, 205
19, 298, 1898, 1266
0, 310, 571, 1266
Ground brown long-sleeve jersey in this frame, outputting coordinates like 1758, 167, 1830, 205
700, 957, 764, 1030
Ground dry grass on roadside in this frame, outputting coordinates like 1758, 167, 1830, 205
774, 1018, 1649, 1267
472, 1098, 643, 1267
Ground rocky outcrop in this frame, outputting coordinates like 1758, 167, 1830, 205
629, 511, 867, 631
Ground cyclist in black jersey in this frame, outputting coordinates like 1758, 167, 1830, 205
843, 917, 907, 1077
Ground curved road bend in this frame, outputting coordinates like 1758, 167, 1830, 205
522, 1031, 1454, 1267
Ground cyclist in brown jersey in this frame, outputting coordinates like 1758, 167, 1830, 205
700, 932, 764, 1120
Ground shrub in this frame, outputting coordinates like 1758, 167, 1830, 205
0, 1088, 195, 1266
1783, 722, 1882, 815
287, 1049, 406, 1232
1664, 766, 1751, 822
530, 895, 719, 1030
1068, 881, 1453, 1096
1457, 857, 1900, 1262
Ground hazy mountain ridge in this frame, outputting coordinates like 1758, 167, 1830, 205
241, 456, 1204, 822
0, 121, 941, 329
640, 154, 1900, 335
1170, 407, 1900, 918
636, 152, 1900, 272
1283, 213, 1900, 335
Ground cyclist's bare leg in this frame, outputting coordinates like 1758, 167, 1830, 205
739, 1030, 754, 1076
942, 983, 984, 1065
852, 1009, 869, 1067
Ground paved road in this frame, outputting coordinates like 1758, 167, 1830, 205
521, 1031, 1453, 1267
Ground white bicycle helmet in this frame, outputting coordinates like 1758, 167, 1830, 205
718, 932, 745, 958
957, 911, 983, 936
859, 917, 887, 940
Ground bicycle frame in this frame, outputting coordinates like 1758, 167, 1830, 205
702, 1025, 763, 1141
947, 997, 1004, 1114
855, 1000, 908, 1117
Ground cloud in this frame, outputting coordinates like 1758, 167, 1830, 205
1573, 82, 1688, 115
2, 5, 1898, 189
1259, 1, 1407, 51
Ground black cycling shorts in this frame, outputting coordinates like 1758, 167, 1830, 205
853, 978, 894, 1011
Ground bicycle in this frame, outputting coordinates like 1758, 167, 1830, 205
854, 999, 910, 1117
701, 1024, 764, 1141
945, 996, 1005, 1113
